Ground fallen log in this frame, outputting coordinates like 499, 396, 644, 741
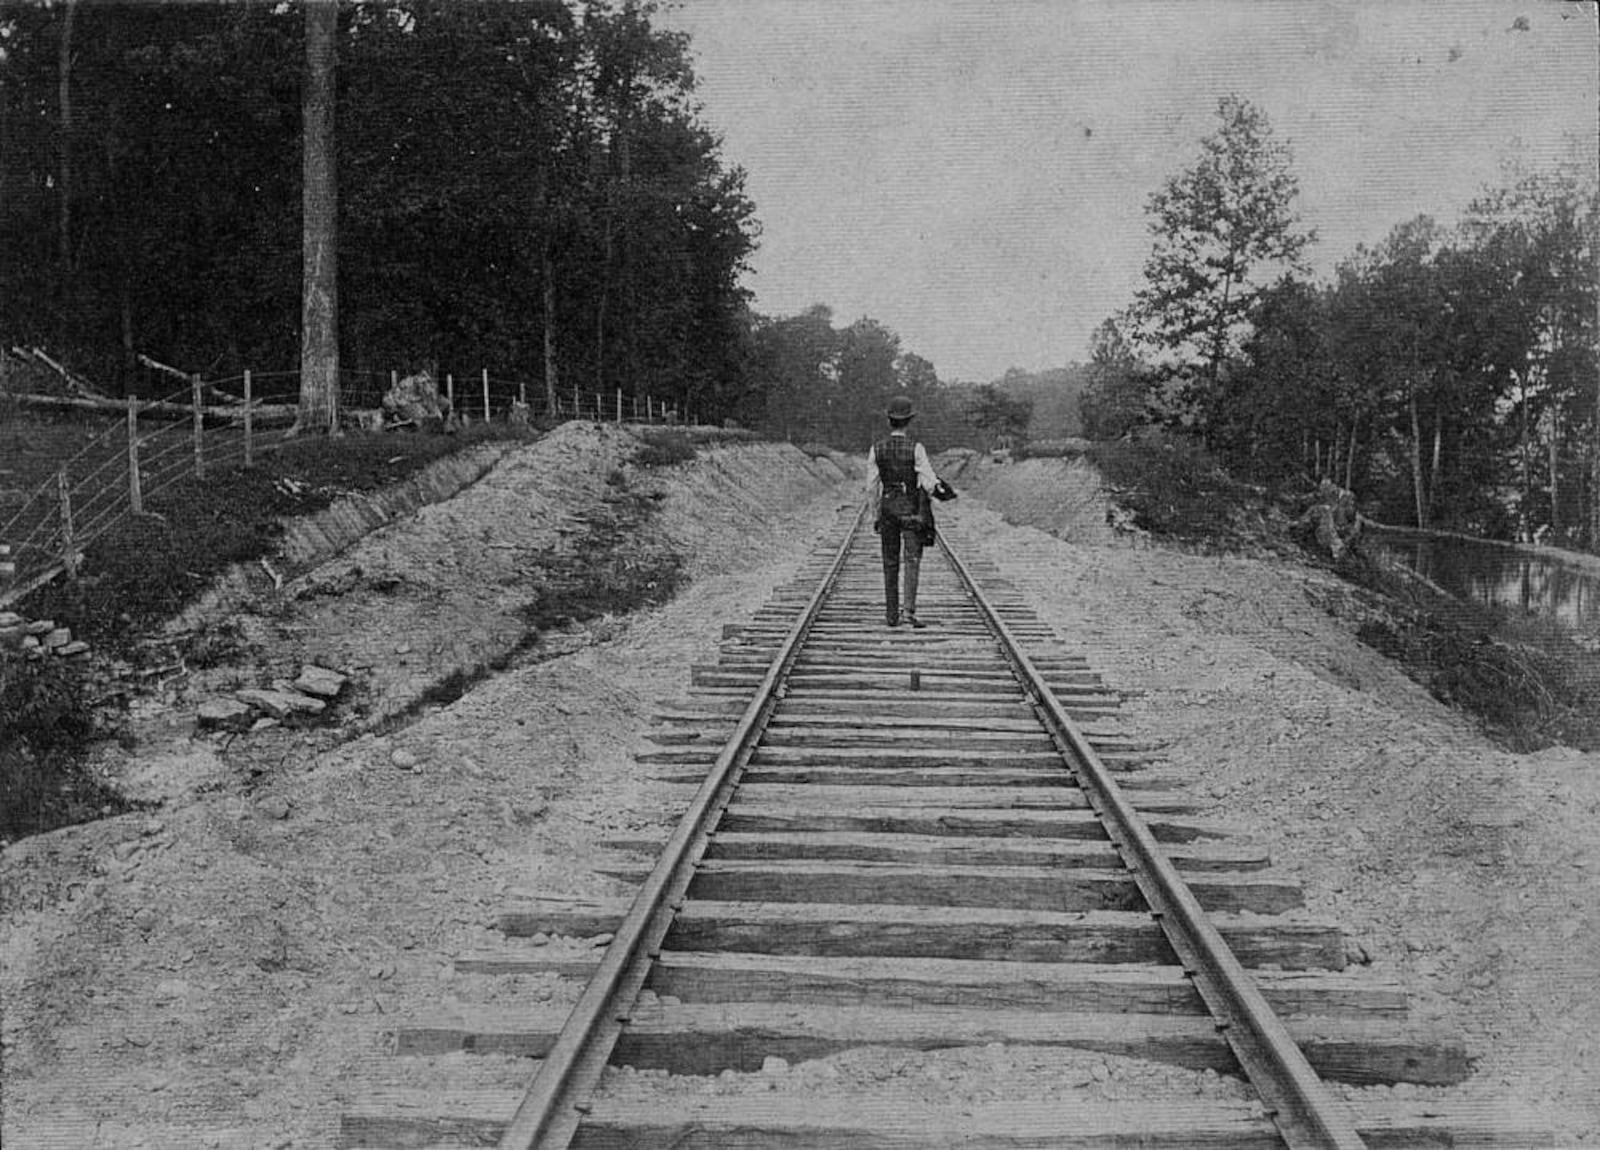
10, 390, 299, 425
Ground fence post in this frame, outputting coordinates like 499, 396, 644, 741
482, 368, 491, 423
191, 373, 205, 479
647, 396, 653, 423
446, 373, 455, 416
58, 468, 78, 579
519, 373, 527, 408
616, 388, 622, 422
243, 369, 253, 467
127, 396, 143, 515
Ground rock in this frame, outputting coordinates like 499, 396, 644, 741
56, 640, 90, 657
154, 978, 192, 1001
390, 748, 419, 770
198, 698, 255, 732
0, 611, 22, 628
238, 687, 325, 719
761, 1055, 789, 1075
293, 664, 348, 699
42, 627, 71, 649
383, 370, 453, 427
257, 795, 291, 820
24, 619, 55, 635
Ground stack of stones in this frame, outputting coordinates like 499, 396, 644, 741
198, 664, 349, 733
0, 610, 91, 660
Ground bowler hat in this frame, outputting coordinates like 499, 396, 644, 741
885, 395, 916, 420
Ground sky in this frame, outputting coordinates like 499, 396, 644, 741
660, 0, 1599, 382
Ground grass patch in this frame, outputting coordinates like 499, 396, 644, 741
20, 421, 528, 649
520, 487, 685, 631
374, 482, 685, 736
630, 427, 699, 467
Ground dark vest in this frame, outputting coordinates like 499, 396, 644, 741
874, 434, 918, 491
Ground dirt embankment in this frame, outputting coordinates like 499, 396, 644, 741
0, 424, 859, 1149
2, 432, 1596, 1148
951, 455, 1600, 1140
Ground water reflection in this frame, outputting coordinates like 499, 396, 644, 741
1368, 529, 1600, 637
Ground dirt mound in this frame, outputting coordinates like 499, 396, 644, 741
942, 452, 1122, 546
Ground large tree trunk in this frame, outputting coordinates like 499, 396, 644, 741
1518, 377, 1532, 539
1344, 419, 1358, 491
296, 0, 340, 435
542, 239, 560, 413
1409, 390, 1427, 528
1550, 409, 1562, 540
56, 0, 77, 346
1428, 417, 1442, 525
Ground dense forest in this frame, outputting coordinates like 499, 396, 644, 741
1080, 96, 1599, 548
1, 0, 761, 418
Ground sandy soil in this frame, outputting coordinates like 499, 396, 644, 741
2, 433, 1596, 1147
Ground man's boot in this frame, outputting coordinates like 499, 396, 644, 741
904, 563, 926, 628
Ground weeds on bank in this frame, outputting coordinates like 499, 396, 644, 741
1088, 432, 1263, 545
1340, 546, 1600, 751
375, 477, 685, 732
21, 421, 528, 650
6, 418, 529, 838
631, 428, 699, 467
1088, 430, 1600, 752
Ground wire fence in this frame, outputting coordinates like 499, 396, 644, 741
0, 365, 699, 607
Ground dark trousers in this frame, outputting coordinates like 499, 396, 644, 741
880, 516, 924, 622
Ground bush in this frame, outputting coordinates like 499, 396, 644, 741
21, 425, 524, 650
1087, 431, 1257, 542
0, 650, 137, 840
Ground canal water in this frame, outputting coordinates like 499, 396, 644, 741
1367, 527, 1600, 639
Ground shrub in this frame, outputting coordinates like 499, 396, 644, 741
0, 650, 137, 840
1087, 431, 1256, 542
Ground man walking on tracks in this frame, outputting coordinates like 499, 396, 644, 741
866, 394, 955, 628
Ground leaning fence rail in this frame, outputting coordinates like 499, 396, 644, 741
0, 367, 697, 607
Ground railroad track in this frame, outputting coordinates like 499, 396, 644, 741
342, 506, 1549, 1149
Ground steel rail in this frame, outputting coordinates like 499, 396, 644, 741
496, 505, 868, 1150
937, 529, 1369, 1150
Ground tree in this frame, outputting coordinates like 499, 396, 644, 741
296, 0, 338, 434
1462, 160, 1598, 544
965, 383, 1032, 449
1078, 318, 1152, 440
1130, 95, 1314, 426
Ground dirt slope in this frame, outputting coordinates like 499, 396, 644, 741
2, 432, 1595, 1147
954, 454, 1600, 1140
0, 424, 858, 1149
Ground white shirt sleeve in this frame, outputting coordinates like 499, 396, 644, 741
864, 444, 880, 500
913, 443, 938, 492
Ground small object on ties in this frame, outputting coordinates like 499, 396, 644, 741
932, 480, 957, 502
